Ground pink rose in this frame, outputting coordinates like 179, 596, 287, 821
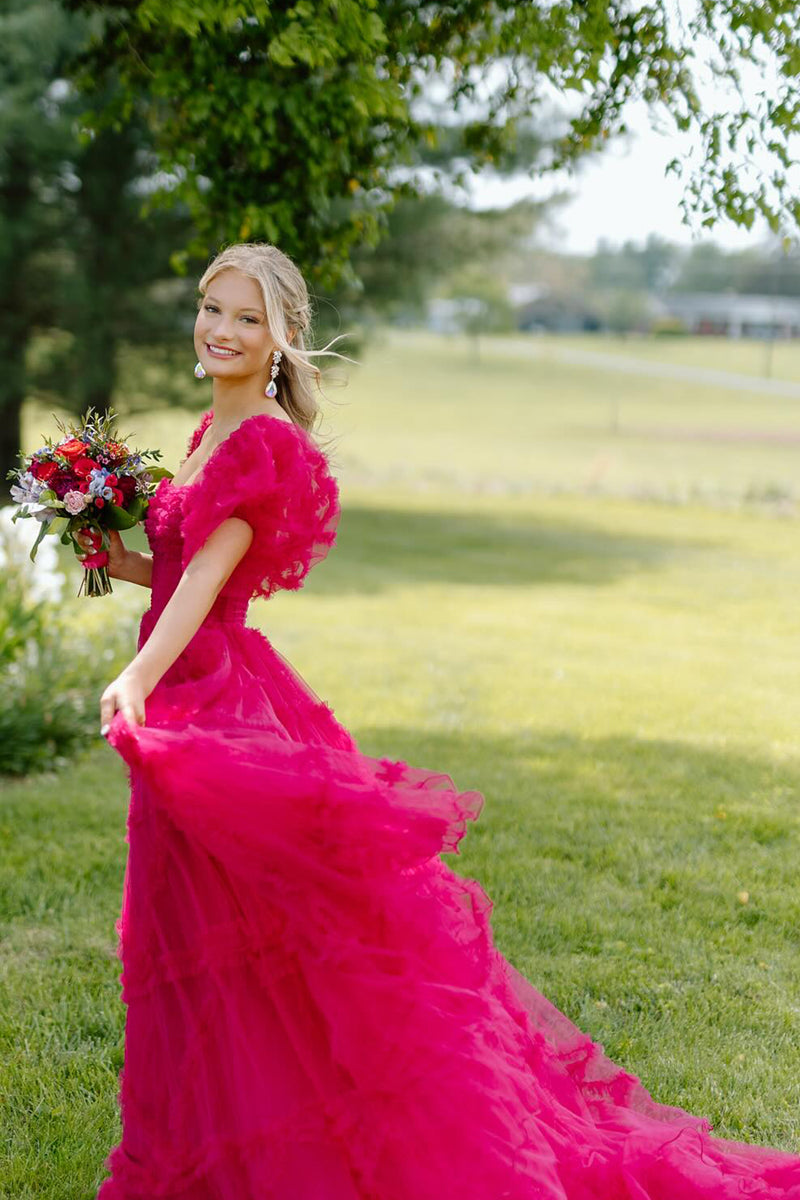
64, 490, 89, 515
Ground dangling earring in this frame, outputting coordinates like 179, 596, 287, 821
194, 361, 206, 379
265, 349, 282, 398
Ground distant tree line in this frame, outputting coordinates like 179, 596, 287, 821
585, 237, 800, 298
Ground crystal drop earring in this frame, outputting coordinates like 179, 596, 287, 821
194, 361, 206, 379
265, 349, 282, 398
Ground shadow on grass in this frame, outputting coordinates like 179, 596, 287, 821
50, 487, 716, 598
324, 503, 717, 594
352, 723, 800, 951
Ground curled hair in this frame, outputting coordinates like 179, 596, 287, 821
196, 242, 353, 445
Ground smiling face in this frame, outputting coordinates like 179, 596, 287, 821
193, 268, 274, 380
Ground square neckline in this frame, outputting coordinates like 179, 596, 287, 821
166, 410, 296, 494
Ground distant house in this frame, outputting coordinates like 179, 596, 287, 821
509, 284, 603, 334
658, 292, 800, 339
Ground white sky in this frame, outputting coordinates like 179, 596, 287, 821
408, 19, 799, 260
464, 100, 783, 256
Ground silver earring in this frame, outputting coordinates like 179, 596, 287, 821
265, 349, 282, 398
194, 361, 206, 379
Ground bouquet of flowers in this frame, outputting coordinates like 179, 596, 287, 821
6, 407, 172, 597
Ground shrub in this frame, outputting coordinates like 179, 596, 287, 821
651, 316, 690, 337
0, 507, 138, 776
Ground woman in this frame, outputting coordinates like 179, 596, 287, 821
92, 242, 800, 1198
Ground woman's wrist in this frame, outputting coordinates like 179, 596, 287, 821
110, 550, 153, 588
122, 658, 159, 697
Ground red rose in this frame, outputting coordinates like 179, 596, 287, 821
57, 438, 90, 462
116, 475, 137, 502
30, 459, 58, 482
94, 496, 105, 508
105, 473, 118, 486
73, 457, 100, 479
50, 469, 76, 499
109, 487, 124, 506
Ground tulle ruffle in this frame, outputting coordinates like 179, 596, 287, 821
101, 703, 800, 1200
96, 411, 800, 1198
176, 409, 340, 602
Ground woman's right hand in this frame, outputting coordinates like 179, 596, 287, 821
75, 527, 129, 579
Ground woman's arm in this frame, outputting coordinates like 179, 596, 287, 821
99, 517, 254, 731
111, 548, 153, 589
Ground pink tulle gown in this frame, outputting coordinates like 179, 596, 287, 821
98, 408, 800, 1199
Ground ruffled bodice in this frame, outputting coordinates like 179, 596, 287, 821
141, 408, 339, 630
142, 480, 252, 630
135, 409, 349, 741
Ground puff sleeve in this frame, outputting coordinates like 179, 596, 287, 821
185, 408, 213, 457
178, 414, 340, 602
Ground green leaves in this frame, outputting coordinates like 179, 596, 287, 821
104, 497, 146, 529
28, 519, 50, 563
62, 0, 800, 272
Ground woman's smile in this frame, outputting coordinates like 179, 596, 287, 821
206, 342, 242, 358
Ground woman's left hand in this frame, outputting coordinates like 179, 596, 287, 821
99, 667, 150, 735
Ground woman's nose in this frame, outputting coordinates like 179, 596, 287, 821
212, 316, 236, 340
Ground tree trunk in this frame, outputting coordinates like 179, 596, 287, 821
0, 144, 34, 503
0, 387, 24, 505
80, 290, 117, 416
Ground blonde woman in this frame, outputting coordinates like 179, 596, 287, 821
92, 243, 800, 1199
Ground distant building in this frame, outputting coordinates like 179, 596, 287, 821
657, 292, 800, 339
510, 284, 603, 334
429, 285, 800, 339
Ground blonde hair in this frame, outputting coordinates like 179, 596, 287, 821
196, 242, 353, 446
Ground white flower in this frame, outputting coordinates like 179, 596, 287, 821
28, 503, 61, 522
9, 471, 44, 505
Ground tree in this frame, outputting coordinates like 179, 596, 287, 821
0, 2, 200, 498
62, 0, 800, 291
340, 193, 550, 326
0, 1, 86, 501
670, 241, 800, 297
589, 236, 681, 294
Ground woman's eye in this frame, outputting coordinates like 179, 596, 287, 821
204, 304, 256, 323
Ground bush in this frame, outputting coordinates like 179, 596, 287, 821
651, 316, 690, 337
0, 507, 138, 776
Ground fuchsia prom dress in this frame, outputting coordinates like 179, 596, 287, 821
99, 408, 800, 1199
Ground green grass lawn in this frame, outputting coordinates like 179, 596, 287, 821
532, 330, 800, 384
3, 330, 800, 1196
